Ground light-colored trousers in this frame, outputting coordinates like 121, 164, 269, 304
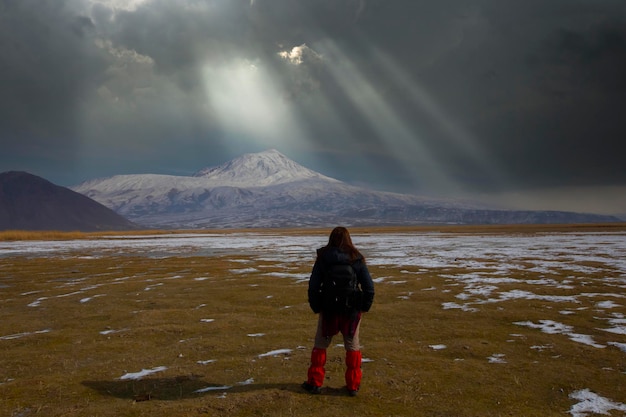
313, 313, 362, 351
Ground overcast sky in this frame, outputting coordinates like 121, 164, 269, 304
1, 0, 625, 216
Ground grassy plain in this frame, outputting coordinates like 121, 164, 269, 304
1, 222, 624, 241
1, 224, 625, 416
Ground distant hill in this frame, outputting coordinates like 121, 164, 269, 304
0, 171, 138, 232
71, 150, 622, 229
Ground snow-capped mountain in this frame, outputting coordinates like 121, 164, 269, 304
71, 150, 621, 228
193, 149, 337, 186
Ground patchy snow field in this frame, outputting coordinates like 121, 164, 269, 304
1, 230, 625, 415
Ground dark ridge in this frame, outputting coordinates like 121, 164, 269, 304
0, 171, 138, 231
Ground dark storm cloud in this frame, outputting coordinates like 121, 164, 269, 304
449, 4, 626, 189
0, 0, 103, 156
243, 0, 626, 191
334, 0, 626, 190
0, 0, 625, 213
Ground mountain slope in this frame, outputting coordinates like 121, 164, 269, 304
0, 171, 138, 231
71, 150, 621, 228
193, 149, 337, 186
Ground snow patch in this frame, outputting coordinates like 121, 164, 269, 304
596, 300, 621, 309
429, 344, 447, 350
530, 345, 553, 351
514, 320, 605, 348
442, 302, 478, 312
194, 385, 232, 393
599, 325, 626, 335
80, 294, 106, 303
258, 349, 292, 358
569, 389, 626, 417
229, 268, 259, 274
0, 329, 51, 341
119, 366, 167, 380
607, 342, 626, 353
488, 354, 507, 364
99, 328, 128, 335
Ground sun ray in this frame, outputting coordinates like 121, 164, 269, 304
202, 57, 307, 154
368, 45, 513, 190
314, 39, 458, 192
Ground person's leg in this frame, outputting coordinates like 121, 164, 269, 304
314, 313, 333, 350
342, 318, 361, 352
343, 319, 362, 395
345, 350, 362, 395
304, 314, 332, 392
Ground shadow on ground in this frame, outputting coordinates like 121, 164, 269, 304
82, 376, 349, 401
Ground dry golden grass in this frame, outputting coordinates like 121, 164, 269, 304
1, 226, 625, 416
0, 230, 90, 241
2, 223, 625, 241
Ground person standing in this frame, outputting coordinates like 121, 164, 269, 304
302, 227, 375, 396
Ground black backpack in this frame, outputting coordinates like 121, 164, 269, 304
321, 264, 362, 314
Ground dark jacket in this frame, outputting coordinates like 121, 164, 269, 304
307, 246, 375, 314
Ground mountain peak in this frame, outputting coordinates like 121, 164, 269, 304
193, 149, 335, 186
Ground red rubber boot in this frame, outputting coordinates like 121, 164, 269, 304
345, 350, 362, 396
303, 348, 326, 393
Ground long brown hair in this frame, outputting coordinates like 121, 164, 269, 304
324, 226, 363, 262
